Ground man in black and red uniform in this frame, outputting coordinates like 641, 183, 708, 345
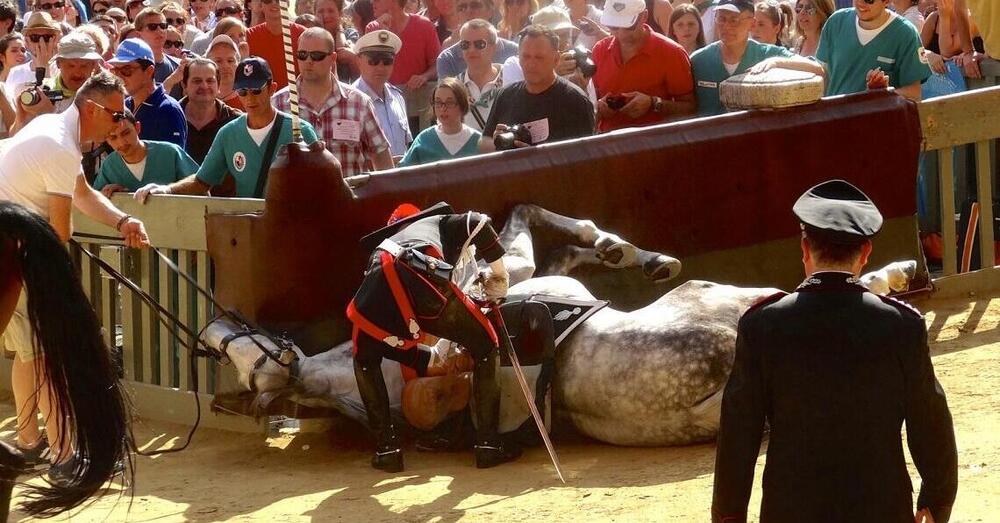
348, 202, 522, 472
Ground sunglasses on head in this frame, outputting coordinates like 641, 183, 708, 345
27, 33, 56, 43
145, 22, 169, 30
459, 39, 488, 50
165, 17, 186, 26
216, 6, 243, 16
110, 14, 127, 22
456, 1, 483, 11
164, 39, 183, 48
794, 3, 816, 14
38, 1, 64, 9
364, 52, 394, 66
236, 86, 265, 96
91, 100, 127, 122
296, 50, 332, 61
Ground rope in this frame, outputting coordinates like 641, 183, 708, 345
278, 0, 301, 142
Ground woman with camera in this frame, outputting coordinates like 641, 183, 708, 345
399, 77, 481, 166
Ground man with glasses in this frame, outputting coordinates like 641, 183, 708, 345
247, 0, 306, 90
352, 28, 412, 158
754, 0, 930, 101
160, 1, 203, 48
134, 7, 181, 83
5, 12, 60, 94
34, 0, 74, 34
48, 31, 103, 111
273, 27, 392, 177
134, 56, 318, 200
690, 0, 795, 115
109, 37, 187, 146
437, 0, 518, 80
592, 0, 695, 132
454, 19, 502, 132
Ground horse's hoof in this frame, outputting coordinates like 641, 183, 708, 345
371, 447, 404, 473
474, 441, 522, 469
644, 255, 682, 283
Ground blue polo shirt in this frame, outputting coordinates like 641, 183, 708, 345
353, 78, 412, 156
126, 84, 187, 148
93, 141, 199, 191
690, 40, 793, 116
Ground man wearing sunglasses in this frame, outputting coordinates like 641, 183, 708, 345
352, 27, 413, 158
454, 19, 502, 132
593, 0, 695, 131
4, 12, 60, 95
273, 27, 392, 176
437, 0, 519, 81
134, 56, 318, 201
160, 1, 204, 48
134, 7, 182, 84
753, 0, 930, 101
34, 0, 74, 34
109, 37, 187, 146
246, 0, 306, 90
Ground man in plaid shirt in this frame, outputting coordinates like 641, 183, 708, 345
273, 27, 395, 177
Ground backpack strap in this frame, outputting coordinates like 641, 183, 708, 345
252, 112, 287, 199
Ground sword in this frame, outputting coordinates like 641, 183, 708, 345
484, 300, 566, 484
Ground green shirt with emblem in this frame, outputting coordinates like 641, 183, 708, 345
816, 9, 930, 96
690, 39, 794, 116
195, 111, 318, 198
93, 140, 199, 191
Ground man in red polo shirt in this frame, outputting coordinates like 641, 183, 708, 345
247, 0, 306, 90
367, 0, 441, 131
592, 0, 695, 133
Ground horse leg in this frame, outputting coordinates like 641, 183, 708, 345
497, 205, 538, 285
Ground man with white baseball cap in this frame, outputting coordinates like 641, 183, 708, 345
591, 0, 695, 132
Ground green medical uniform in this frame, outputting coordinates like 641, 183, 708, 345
690, 39, 793, 116
93, 141, 199, 191
195, 112, 318, 198
817, 9, 930, 96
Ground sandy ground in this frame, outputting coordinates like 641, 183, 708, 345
3, 291, 1000, 522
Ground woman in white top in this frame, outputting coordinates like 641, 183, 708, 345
0, 33, 25, 136
791, 0, 834, 57
399, 78, 481, 167
892, 0, 924, 31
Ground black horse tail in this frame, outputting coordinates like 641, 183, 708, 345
0, 202, 132, 517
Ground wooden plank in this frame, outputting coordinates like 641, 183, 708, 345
177, 251, 192, 391
940, 148, 958, 276
99, 246, 119, 351
158, 253, 173, 388
919, 85, 1000, 151
976, 140, 995, 269
124, 381, 266, 434
196, 251, 210, 394
140, 249, 154, 384
79, 243, 94, 303
121, 249, 138, 381
72, 195, 265, 251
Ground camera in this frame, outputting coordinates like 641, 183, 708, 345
18, 67, 64, 107
493, 124, 533, 151
570, 45, 597, 78
605, 94, 627, 111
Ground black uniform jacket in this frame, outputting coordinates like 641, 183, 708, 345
349, 212, 504, 344
712, 271, 958, 523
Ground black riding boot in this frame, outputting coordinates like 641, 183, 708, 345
353, 358, 403, 473
472, 349, 522, 468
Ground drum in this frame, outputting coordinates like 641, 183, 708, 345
720, 68, 824, 111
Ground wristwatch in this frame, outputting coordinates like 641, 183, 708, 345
652, 96, 664, 114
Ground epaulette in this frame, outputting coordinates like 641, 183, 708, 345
744, 291, 788, 315
877, 294, 923, 318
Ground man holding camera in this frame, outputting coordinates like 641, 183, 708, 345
5, 12, 60, 96
478, 25, 594, 152
592, 0, 694, 133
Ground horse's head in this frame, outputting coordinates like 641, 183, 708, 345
861, 260, 918, 296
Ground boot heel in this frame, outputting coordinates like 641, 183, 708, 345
372, 446, 404, 473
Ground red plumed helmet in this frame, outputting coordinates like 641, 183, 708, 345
388, 203, 421, 225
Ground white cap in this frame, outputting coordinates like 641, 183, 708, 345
207, 34, 241, 60
353, 29, 403, 55
600, 0, 646, 29
531, 6, 574, 32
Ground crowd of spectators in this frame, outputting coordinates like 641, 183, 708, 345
0, 0, 994, 184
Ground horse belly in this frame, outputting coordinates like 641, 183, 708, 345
554, 322, 735, 446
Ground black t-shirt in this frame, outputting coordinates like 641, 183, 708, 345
483, 76, 595, 145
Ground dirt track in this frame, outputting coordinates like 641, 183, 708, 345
3, 292, 1000, 522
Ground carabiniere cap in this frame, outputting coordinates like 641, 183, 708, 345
793, 179, 883, 244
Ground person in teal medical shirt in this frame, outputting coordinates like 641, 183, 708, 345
93, 111, 200, 197
750, 0, 930, 101
399, 78, 481, 167
690, 0, 794, 116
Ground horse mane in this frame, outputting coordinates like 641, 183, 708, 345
0, 202, 133, 517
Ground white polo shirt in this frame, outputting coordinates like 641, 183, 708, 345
0, 104, 83, 218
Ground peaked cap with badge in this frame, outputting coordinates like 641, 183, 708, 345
793, 179, 883, 245
354, 29, 403, 55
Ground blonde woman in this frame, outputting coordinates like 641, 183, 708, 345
497, 0, 538, 40
791, 0, 832, 57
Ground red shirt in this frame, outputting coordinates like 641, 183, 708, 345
247, 22, 306, 90
592, 26, 694, 133
367, 14, 441, 86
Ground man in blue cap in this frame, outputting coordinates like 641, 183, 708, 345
108, 37, 187, 148
134, 56, 318, 200
711, 180, 958, 522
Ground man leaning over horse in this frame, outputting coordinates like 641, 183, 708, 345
347, 202, 528, 472
0, 71, 149, 480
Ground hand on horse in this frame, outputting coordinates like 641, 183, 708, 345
119, 217, 150, 249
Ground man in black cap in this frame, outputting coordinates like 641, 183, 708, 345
711, 180, 958, 523
347, 202, 523, 472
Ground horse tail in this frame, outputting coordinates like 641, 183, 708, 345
0, 202, 132, 517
